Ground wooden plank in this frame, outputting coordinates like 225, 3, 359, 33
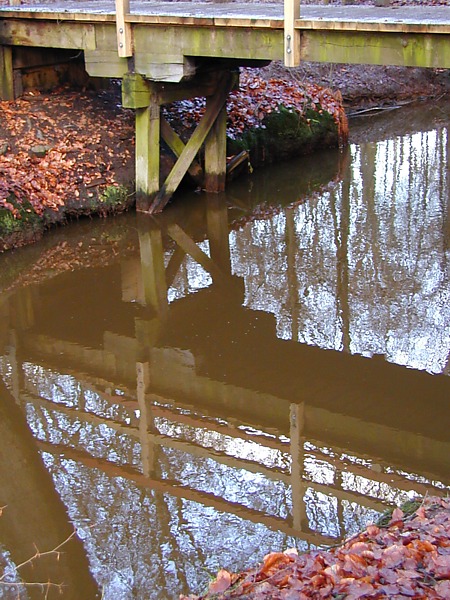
148, 71, 234, 213
115, 0, 132, 57
134, 25, 283, 63
84, 49, 128, 78
134, 56, 193, 83
284, 0, 300, 67
161, 117, 204, 185
300, 29, 450, 68
0, 45, 14, 100
0, 20, 96, 50
84, 24, 127, 78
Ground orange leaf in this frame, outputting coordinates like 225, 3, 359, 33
208, 569, 232, 595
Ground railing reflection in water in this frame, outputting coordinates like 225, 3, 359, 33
0, 115, 449, 597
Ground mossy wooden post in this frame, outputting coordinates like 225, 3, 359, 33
0, 46, 14, 100
204, 103, 227, 193
124, 71, 234, 213
284, 0, 301, 67
148, 71, 235, 213
122, 73, 161, 212
136, 104, 160, 212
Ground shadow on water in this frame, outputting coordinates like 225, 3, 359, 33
0, 101, 449, 598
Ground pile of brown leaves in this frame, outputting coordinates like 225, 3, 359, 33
164, 70, 348, 143
0, 89, 134, 218
183, 496, 450, 599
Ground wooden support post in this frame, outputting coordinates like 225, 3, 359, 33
0, 46, 14, 101
135, 104, 161, 212
115, 0, 132, 57
284, 0, 301, 67
204, 103, 227, 193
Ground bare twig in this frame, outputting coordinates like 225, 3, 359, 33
0, 524, 78, 596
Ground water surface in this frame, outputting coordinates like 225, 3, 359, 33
0, 101, 449, 599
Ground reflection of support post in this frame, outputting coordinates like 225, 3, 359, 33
167, 223, 226, 284
445, 127, 450, 255
121, 258, 145, 304
290, 402, 307, 532
138, 225, 168, 314
14, 287, 36, 330
206, 194, 231, 274
6, 330, 22, 404
136, 362, 157, 477
335, 468, 345, 538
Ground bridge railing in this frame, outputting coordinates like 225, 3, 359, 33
114, 0, 302, 66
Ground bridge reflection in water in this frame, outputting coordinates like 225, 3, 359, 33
0, 114, 449, 598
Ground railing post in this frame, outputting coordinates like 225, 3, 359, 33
115, 0, 133, 57
284, 0, 301, 67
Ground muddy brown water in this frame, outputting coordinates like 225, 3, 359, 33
0, 101, 449, 599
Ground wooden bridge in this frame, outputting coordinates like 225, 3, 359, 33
1, 1, 449, 212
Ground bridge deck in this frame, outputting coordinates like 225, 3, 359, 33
1, 2, 449, 33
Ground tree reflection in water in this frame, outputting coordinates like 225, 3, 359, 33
0, 105, 449, 599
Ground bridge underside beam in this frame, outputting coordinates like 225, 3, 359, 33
122, 70, 237, 214
299, 29, 450, 69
